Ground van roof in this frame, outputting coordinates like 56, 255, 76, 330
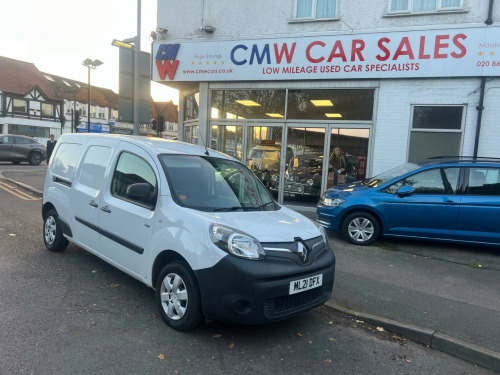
58, 133, 233, 159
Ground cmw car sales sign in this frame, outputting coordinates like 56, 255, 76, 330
152, 26, 500, 82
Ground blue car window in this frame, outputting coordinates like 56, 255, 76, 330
466, 168, 500, 196
404, 168, 459, 194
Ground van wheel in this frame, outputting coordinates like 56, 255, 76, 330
156, 261, 203, 331
43, 209, 69, 252
342, 212, 379, 246
28, 152, 42, 166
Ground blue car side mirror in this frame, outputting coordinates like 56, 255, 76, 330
397, 185, 415, 197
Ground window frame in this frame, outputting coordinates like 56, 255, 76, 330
294, 0, 338, 20
407, 104, 465, 163
388, 0, 464, 14
110, 151, 158, 210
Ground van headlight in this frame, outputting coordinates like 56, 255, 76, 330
318, 225, 329, 245
319, 195, 345, 207
210, 224, 265, 260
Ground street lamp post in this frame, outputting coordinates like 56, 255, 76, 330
82, 58, 103, 133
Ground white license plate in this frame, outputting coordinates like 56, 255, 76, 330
289, 274, 323, 295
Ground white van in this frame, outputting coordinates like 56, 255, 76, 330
42, 134, 335, 330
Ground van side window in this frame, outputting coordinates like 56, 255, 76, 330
51, 143, 83, 180
111, 152, 157, 207
79, 146, 113, 191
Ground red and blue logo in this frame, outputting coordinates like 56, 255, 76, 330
155, 44, 180, 80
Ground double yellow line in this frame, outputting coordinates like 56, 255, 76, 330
0, 180, 40, 201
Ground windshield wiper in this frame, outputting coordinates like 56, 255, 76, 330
246, 201, 275, 211
212, 206, 244, 212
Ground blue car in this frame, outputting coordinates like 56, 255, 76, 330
317, 157, 500, 246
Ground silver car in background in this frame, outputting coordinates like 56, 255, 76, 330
0, 134, 47, 165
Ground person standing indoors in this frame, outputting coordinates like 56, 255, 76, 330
46, 134, 57, 164
328, 146, 349, 186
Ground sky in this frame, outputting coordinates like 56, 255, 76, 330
0, 0, 179, 104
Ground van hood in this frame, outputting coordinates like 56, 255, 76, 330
199, 206, 320, 243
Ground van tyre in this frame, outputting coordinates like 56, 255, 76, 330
28, 152, 43, 166
156, 261, 203, 331
43, 209, 69, 252
342, 212, 379, 246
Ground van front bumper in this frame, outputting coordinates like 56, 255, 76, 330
194, 243, 335, 325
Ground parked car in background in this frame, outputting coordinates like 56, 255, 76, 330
317, 157, 500, 246
279, 153, 323, 199
0, 134, 47, 165
247, 144, 294, 189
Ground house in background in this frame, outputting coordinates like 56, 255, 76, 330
0, 56, 64, 139
0, 55, 178, 139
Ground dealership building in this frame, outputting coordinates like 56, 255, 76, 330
153, 0, 499, 208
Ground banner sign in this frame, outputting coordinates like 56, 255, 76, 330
77, 123, 110, 133
152, 27, 500, 82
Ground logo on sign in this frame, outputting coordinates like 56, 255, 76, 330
156, 44, 181, 80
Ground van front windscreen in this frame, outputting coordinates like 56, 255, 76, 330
160, 155, 278, 212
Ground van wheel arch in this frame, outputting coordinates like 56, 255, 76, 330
152, 250, 193, 290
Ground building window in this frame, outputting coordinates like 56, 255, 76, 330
81, 106, 87, 116
13, 99, 27, 113
211, 89, 286, 120
183, 92, 199, 121
99, 107, 106, 119
42, 103, 54, 117
287, 89, 374, 120
295, 0, 337, 19
112, 109, 118, 119
90, 105, 97, 118
408, 105, 464, 163
8, 124, 49, 138
389, 0, 462, 13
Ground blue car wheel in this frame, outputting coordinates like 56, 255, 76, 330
342, 212, 380, 246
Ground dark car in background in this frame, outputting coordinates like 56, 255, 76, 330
0, 134, 47, 165
281, 154, 323, 199
317, 157, 500, 246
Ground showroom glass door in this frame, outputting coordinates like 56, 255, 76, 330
211, 124, 243, 160
283, 127, 327, 207
245, 125, 285, 198
327, 128, 370, 189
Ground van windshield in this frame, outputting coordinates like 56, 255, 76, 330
160, 155, 278, 212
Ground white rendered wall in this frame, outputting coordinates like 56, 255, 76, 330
158, 0, 497, 41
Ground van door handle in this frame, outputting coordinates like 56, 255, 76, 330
100, 206, 111, 213
89, 200, 98, 208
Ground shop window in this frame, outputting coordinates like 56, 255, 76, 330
13, 99, 27, 113
8, 124, 49, 138
184, 92, 199, 121
295, 0, 337, 19
211, 90, 286, 120
183, 124, 199, 145
42, 103, 54, 117
389, 0, 463, 13
211, 125, 243, 160
287, 89, 374, 121
407, 106, 464, 163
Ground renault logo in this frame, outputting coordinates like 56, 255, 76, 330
297, 241, 308, 262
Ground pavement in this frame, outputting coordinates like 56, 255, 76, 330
2, 166, 499, 373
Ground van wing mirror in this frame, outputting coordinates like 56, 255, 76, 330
126, 183, 152, 203
397, 185, 415, 197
